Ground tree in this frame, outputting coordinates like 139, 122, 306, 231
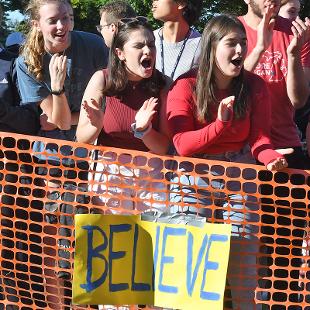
64, 0, 248, 33
300, 0, 310, 19
0, 1, 11, 45
1, 0, 309, 36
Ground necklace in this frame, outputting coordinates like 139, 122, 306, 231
159, 27, 191, 80
45, 48, 66, 57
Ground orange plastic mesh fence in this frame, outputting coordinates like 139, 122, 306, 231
0, 132, 309, 310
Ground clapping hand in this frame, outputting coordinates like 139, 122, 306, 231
135, 97, 158, 130
287, 17, 310, 56
49, 53, 67, 91
82, 98, 104, 128
256, 3, 276, 52
218, 96, 235, 121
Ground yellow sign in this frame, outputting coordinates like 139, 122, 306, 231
73, 215, 231, 310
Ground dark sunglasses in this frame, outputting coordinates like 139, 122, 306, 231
119, 16, 148, 25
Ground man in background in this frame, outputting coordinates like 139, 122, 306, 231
97, 0, 137, 48
239, 0, 310, 307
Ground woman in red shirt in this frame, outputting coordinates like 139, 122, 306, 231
76, 17, 169, 215
166, 14, 288, 309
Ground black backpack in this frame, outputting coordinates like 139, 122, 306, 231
0, 48, 40, 135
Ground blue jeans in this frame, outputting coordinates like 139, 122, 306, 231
169, 145, 261, 309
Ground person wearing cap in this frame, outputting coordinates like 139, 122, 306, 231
5, 31, 25, 46
5, 31, 25, 56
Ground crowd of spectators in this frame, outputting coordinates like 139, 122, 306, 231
0, 0, 309, 309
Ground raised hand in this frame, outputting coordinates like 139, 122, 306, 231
49, 53, 67, 91
256, 4, 276, 52
135, 97, 158, 130
83, 98, 104, 128
287, 17, 310, 56
218, 96, 235, 121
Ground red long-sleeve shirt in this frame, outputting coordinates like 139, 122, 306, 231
166, 69, 284, 166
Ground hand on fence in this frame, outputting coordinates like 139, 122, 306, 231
266, 148, 294, 170
266, 157, 288, 171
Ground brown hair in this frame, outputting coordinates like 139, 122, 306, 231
195, 14, 248, 122
104, 19, 165, 98
175, 0, 203, 26
99, 1, 136, 25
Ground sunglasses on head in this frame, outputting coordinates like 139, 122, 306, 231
119, 16, 148, 25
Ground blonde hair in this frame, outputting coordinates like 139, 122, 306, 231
21, 0, 70, 81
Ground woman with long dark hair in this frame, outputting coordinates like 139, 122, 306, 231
166, 14, 288, 309
76, 17, 169, 214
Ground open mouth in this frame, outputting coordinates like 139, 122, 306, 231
55, 33, 66, 39
141, 58, 152, 69
231, 58, 243, 67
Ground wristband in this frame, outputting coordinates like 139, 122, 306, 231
51, 87, 65, 96
131, 122, 152, 139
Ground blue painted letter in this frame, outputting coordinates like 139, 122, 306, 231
109, 224, 132, 292
152, 225, 160, 291
200, 234, 228, 300
158, 226, 186, 294
131, 224, 151, 291
80, 225, 108, 292
186, 232, 208, 296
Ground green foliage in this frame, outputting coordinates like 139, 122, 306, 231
15, 20, 30, 34
9, 0, 28, 11
1, 0, 310, 36
300, 1, 310, 19
1, 1, 10, 45
71, 0, 103, 33
70, 0, 248, 33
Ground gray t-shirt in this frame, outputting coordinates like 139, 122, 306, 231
154, 27, 201, 86
16, 30, 108, 159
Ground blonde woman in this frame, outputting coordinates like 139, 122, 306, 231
17, 0, 107, 146
15, 0, 108, 308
